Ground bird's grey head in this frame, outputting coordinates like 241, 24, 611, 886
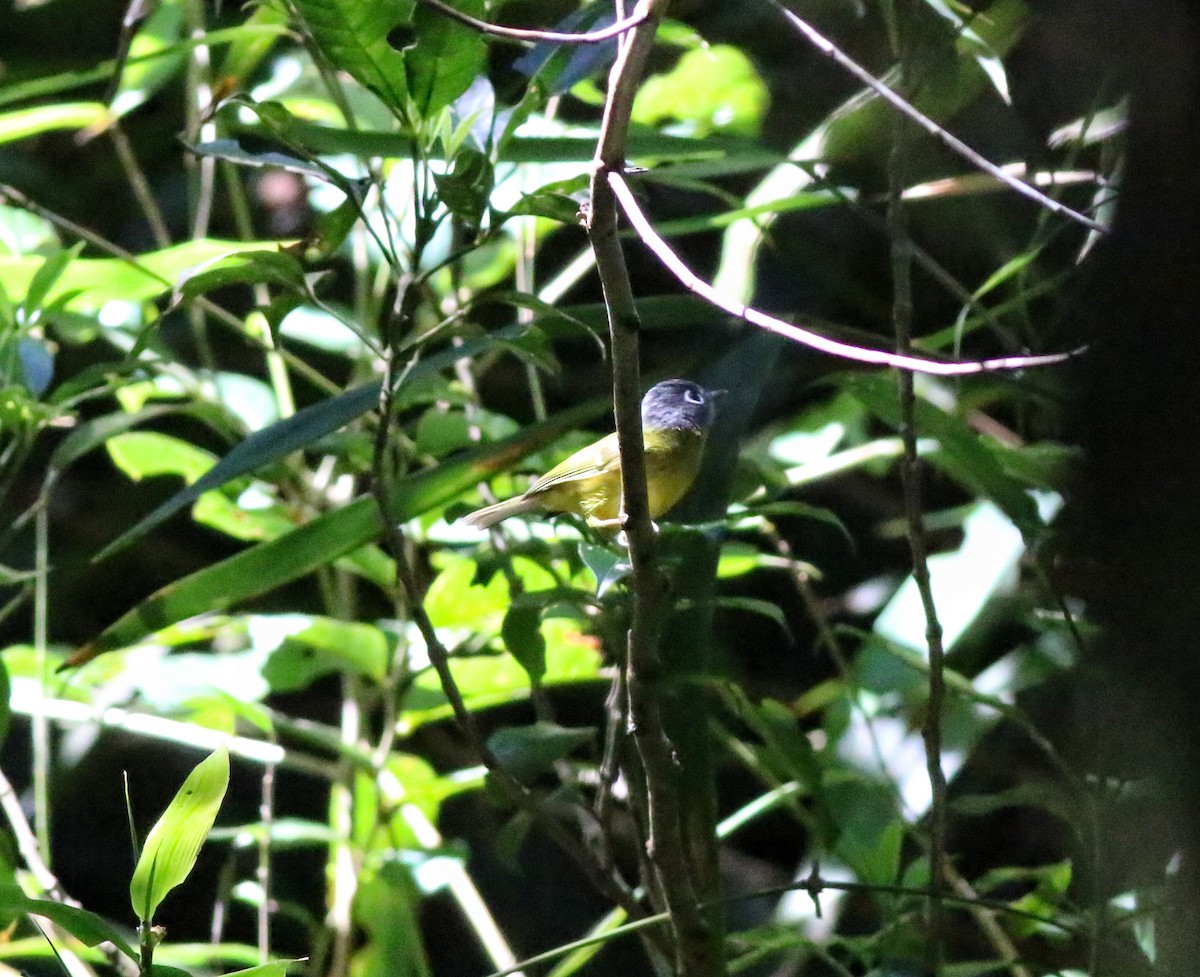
640, 379, 720, 432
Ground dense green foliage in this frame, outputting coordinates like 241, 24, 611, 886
0, 0, 1149, 975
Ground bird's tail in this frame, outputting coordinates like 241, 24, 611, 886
461, 495, 539, 530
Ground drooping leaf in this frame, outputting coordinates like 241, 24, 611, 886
0, 886, 136, 961
502, 604, 547, 683
486, 722, 594, 780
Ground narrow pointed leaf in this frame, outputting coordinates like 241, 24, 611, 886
0, 886, 137, 961
97, 327, 524, 560
130, 747, 230, 923
68, 398, 604, 666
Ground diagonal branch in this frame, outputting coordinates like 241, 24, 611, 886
416, 0, 646, 44
762, 0, 1106, 234
609, 171, 1080, 376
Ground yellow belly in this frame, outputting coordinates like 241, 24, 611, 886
540, 430, 706, 524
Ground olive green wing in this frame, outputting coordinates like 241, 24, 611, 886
527, 432, 621, 494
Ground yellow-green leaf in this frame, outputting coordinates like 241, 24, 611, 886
130, 747, 230, 923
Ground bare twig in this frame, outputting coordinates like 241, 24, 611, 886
762, 0, 1106, 234
416, 0, 647, 44
889, 107, 948, 963
610, 171, 1080, 376
0, 766, 67, 901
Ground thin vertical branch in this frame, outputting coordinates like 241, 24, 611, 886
257, 752, 277, 962
109, 123, 171, 249
586, 1, 722, 974
32, 501, 51, 865
889, 89, 948, 965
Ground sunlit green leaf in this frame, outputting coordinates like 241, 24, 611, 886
264, 617, 390, 691
291, 0, 416, 113
0, 239, 287, 311
633, 45, 768, 137
406, 0, 486, 117
107, 432, 215, 485
130, 747, 230, 923
353, 860, 431, 977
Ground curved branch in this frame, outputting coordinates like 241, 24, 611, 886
609, 170, 1081, 376
416, 0, 646, 44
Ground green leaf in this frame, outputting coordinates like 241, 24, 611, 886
0, 886, 136, 961
107, 432, 215, 484
70, 399, 605, 665
486, 722, 594, 780
711, 596, 793, 642
264, 618, 391, 692
174, 249, 308, 305
220, 961, 305, 977
129, 747, 230, 923
406, 0, 487, 117
432, 146, 493, 226
291, 0, 416, 114
633, 46, 769, 137
0, 103, 108, 145
0, 239, 287, 311
425, 554, 508, 631
353, 860, 431, 977
502, 604, 547, 683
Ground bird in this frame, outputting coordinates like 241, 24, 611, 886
461, 379, 721, 531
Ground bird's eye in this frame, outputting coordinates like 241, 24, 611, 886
684, 388, 704, 405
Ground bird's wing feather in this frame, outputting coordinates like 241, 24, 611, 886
528, 432, 621, 493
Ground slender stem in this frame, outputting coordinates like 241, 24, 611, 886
762, 0, 1104, 233
889, 103, 948, 964
32, 501, 50, 866
257, 752, 276, 963
587, 2, 721, 974
109, 122, 171, 248
416, 0, 647, 44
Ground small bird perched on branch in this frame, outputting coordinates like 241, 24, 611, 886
461, 379, 720, 530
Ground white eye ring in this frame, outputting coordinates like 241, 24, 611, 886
684, 388, 704, 405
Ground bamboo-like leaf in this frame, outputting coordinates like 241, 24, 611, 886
0, 239, 286, 311
0, 103, 108, 145
0, 886, 137, 961
129, 747, 230, 924
67, 398, 604, 666
96, 328, 525, 560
